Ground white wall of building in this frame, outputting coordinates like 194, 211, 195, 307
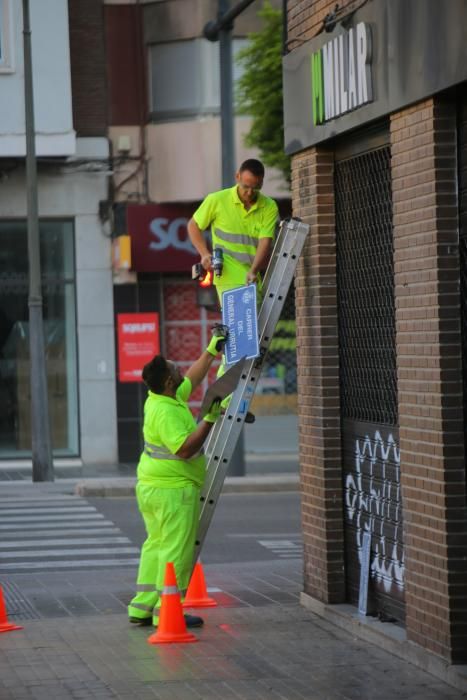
0, 142, 117, 464
109, 117, 289, 204
0, 0, 75, 156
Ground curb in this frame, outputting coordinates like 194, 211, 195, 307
74, 473, 300, 497
301, 593, 467, 694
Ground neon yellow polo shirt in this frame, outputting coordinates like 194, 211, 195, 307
137, 377, 206, 488
193, 185, 279, 288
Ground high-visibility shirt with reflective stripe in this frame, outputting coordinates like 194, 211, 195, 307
193, 185, 279, 288
137, 377, 206, 488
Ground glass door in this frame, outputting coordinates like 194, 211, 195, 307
0, 219, 79, 457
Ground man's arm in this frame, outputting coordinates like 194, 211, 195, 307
188, 218, 212, 271
185, 326, 228, 392
246, 237, 273, 284
176, 420, 213, 459
185, 350, 217, 393
176, 399, 221, 459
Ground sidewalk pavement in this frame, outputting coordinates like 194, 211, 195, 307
1, 418, 466, 698
1, 558, 466, 700
73, 473, 300, 497
0, 414, 301, 495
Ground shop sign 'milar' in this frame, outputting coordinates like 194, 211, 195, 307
311, 22, 373, 125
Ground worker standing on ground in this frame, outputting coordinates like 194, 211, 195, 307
128, 325, 228, 628
187, 158, 279, 302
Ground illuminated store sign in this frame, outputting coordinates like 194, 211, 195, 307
311, 23, 372, 125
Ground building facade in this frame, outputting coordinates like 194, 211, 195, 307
284, 0, 467, 675
0, 0, 117, 465
103, 0, 291, 462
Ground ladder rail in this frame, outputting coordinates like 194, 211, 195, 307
203, 218, 296, 458
193, 218, 309, 565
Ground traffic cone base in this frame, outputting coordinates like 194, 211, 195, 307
0, 622, 23, 633
182, 561, 218, 609
0, 587, 23, 633
148, 628, 197, 644
147, 562, 199, 645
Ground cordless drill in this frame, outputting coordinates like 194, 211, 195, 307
192, 247, 223, 282
212, 247, 224, 277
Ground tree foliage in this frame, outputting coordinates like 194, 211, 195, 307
235, 2, 290, 185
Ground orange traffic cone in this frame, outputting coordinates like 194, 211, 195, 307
0, 586, 22, 633
183, 561, 217, 608
148, 563, 198, 645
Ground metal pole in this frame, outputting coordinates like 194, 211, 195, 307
204, 0, 256, 39
219, 0, 235, 187
218, 0, 245, 476
22, 0, 54, 482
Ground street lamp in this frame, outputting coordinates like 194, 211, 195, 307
203, 0, 256, 476
22, 0, 54, 481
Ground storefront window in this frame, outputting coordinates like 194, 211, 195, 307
0, 220, 78, 458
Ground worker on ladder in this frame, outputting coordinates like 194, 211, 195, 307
187, 158, 279, 420
128, 325, 228, 628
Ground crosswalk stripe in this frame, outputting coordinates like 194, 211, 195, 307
0, 497, 81, 504
0, 537, 132, 548
0, 528, 121, 538
0, 507, 97, 515
0, 546, 139, 559
257, 539, 303, 559
0, 559, 141, 571
0, 496, 140, 573
0, 514, 106, 522
0, 520, 115, 530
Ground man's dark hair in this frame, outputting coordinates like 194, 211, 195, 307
142, 355, 170, 393
239, 158, 264, 178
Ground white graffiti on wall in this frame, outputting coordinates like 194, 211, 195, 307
345, 431, 405, 593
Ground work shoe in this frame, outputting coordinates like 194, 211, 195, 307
129, 616, 152, 626
184, 614, 204, 628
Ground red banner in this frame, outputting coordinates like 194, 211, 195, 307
117, 313, 160, 382
127, 203, 200, 273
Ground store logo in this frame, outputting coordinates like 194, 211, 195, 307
149, 217, 197, 255
122, 323, 156, 334
311, 22, 373, 125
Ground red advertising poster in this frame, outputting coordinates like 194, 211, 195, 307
117, 313, 160, 382
127, 203, 200, 273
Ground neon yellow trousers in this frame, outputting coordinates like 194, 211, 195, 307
127, 481, 200, 624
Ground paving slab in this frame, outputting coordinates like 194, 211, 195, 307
0, 560, 466, 699
0, 602, 465, 700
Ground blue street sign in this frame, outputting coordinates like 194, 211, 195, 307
222, 285, 259, 365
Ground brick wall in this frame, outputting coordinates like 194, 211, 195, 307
287, 0, 334, 46
288, 0, 467, 665
391, 97, 467, 663
288, 0, 345, 607
105, 4, 145, 126
68, 0, 107, 136
292, 147, 345, 604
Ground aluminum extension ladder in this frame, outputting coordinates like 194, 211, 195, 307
193, 217, 310, 564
